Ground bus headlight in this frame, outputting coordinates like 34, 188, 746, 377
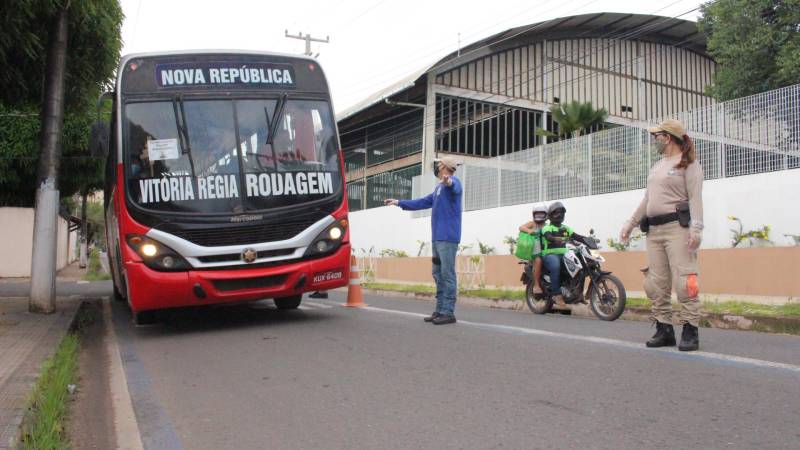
141, 244, 158, 257
304, 218, 348, 257
126, 234, 191, 271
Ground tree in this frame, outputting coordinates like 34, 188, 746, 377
535, 101, 609, 139
0, 0, 124, 110
0, 0, 123, 206
698, 0, 800, 101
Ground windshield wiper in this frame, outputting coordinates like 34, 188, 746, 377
267, 94, 287, 147
172, 94, 197, 178
262, 107, 279, 170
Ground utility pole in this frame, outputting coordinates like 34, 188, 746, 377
30, 6, 69, 314
284, 30, 329, 57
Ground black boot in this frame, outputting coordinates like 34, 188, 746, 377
646, 321, 676, 348
423, 312, 440, 323
679, 323, 699, 351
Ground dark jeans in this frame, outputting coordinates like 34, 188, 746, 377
431, 241, 458, 316
543, 253, 564, 295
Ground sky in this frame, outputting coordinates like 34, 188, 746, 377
119, 0, 705, 113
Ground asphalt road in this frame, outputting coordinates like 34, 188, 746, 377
108, 290, 800, 450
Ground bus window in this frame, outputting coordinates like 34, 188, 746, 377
125, 100, 241, 214
125, 98, 340, 214
236, 99, 341, 211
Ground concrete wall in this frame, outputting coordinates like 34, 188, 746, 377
367, 246, 800, 299
349, 169, 800, 257
0, 207, 77, 278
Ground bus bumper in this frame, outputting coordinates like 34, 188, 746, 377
124, 244, 351, 312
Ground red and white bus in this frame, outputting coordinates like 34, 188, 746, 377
93, 51, 350, 324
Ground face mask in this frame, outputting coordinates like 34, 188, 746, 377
533, 213, 547, 223
654, 140, 667, 154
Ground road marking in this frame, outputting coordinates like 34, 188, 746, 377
358, 305, 800, 376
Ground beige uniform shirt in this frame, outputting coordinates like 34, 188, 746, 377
629, 154, 704, 231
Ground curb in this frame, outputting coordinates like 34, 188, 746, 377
360, 289, 800, 335
5, 298, 86, 450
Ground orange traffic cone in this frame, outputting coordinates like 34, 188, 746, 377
345, 254, 366, 307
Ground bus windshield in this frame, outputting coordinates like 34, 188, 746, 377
125, 98, 341, 214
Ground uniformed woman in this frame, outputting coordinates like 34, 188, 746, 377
620, 119, 703, 351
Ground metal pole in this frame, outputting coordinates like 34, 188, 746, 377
719, 102, 726, 178
79, 190, 88, 268
587, 135, 593, 196
30, 7, 69, 314
284, 30, 329, 57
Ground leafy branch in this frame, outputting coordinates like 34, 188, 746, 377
729, 216, 772, 248
606, 230, 642, 252
476, 240, 495, 255
503, 235, 517, 254
379, 248, 408, 257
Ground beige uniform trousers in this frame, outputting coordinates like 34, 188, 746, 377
643, 222, 701, 326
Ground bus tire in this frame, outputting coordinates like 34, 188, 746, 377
112, 283, 126, 302
274, 295, 302, 310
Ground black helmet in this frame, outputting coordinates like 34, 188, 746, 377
532, 204, 548, 224
548, 201, 566, 225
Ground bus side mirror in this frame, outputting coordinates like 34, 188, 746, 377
90, 121, 110, 158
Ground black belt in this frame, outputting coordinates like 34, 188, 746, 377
647, 212, 679, 226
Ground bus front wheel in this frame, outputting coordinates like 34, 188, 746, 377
274, 295, 302, 310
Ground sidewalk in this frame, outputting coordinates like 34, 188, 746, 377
0, 262, 86, 449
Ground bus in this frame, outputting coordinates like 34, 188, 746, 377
92, 51, 350, 324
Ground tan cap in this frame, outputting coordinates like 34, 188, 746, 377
647, 119, 686, 140
435, 156, 460, 171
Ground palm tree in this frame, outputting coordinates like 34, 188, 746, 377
536, 101, 609, 139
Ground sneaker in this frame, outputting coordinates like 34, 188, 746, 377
432, 315, 457, 325
423, 312, 441, 323
646, 321, 676, 348
678, 323, 699, 351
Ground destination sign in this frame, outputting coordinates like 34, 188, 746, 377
155, 62, 296, 89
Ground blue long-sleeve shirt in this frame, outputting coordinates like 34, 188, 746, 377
398, 177, 463, 243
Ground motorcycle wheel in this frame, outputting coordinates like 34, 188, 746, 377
525, 282, 553, 314
589, 274, 626, 321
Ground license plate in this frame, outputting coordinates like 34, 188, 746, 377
312, 270, 344, 284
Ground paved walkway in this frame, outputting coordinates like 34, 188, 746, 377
0, 262, 87, 449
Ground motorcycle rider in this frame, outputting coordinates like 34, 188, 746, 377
541, 201, 590, 307
519, 204, 548, 295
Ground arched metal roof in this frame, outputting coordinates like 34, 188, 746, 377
338, 12, 708, 121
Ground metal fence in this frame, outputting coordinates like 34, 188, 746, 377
412, 84, 800, 213
348, 164, 422, 211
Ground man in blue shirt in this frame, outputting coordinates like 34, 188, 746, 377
384, 156, 463, 325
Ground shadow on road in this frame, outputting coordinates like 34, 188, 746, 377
113, 299, 337, 338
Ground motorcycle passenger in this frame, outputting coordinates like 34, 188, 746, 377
541, 202, 590, 308
519, 204, 548, 295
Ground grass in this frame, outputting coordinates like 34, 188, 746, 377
83, 249, 110, 282
363, 282, 800, 318
20, 333, 79, 450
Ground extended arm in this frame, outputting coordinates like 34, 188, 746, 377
398, 192, 434, 211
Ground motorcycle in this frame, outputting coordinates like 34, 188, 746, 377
519, 231, 626, 321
